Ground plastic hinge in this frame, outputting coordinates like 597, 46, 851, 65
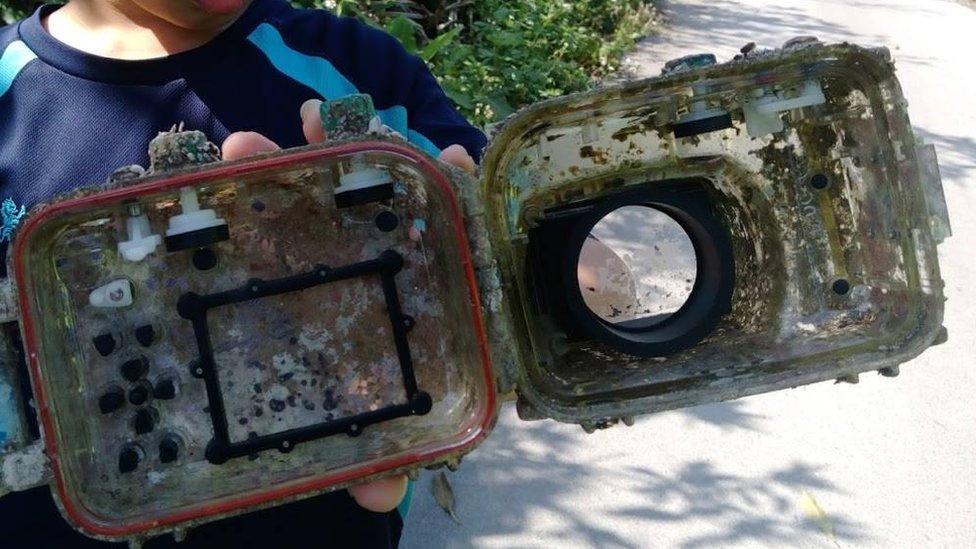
0, 278, 18, 324
0, 441, 50, 497
916, 143, 952, 243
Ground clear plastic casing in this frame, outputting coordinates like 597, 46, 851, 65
12, 142, 495, 538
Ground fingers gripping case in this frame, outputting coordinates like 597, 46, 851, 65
0, 40, 950, 544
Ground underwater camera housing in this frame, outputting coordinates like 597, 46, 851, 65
0, 40, 950, 542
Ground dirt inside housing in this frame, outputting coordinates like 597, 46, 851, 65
17, 151, 490, 525
480, 44, 946, 422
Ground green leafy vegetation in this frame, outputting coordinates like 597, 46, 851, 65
2, 0, 657, 125
1, 0, 40, 23
316, 0, 657, 125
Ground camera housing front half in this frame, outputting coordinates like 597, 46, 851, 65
0, 41, 950, 542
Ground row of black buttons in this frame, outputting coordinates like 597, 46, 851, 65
93, 324, 156, 357
118, 435, 182, 473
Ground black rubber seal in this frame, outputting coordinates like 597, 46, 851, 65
559, 182, 735, 357
178, 249, 430, 464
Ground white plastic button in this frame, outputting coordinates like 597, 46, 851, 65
118, 205, 162, 262
166, 187, 227, 238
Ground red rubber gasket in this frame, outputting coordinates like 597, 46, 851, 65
12, 141, 497, 538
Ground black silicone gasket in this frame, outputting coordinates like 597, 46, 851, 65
177, 249, 431, 464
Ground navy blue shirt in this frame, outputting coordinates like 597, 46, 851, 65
0, 1, 484, 546
0, 0, 486, 215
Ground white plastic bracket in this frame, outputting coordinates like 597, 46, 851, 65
118, 204, 162, 262
743, 80, 826, 137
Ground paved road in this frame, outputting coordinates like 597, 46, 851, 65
402, 1, 976, 547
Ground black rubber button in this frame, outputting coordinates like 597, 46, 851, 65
133, 409, 155, 435
334, 182, 394, 209
375, 211, 400, 232
411, 391, 433, 415
673, 113, 734, 138
120, 356, 149, 382
153, 377, 177, 400
165, 224, 230, 253
128, 385, 150, 406
118, 446, 140, 473
192, 247, 218, 271
93, 333, 117, 357
98, 386, 125, 414
134, 324, 155, 347
159, 436, 180, 463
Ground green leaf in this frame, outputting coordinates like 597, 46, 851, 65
420, 27, 461, 62
384, 15, 422, 54
485, 94, 516, 119
442, 83, 474, 110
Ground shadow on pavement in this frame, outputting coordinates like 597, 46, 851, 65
615, 459, 868, 548
914, 127, 976, 185
630, 0, 882, 59
402, 403, 870, 548
681, 400, 768, 433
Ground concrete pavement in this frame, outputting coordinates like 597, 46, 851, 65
402, 1, 976, 547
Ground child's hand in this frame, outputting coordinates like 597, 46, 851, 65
221, 99, 476, 175
218, 100, 474, 513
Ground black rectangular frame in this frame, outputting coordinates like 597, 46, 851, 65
176, 249, 431, 464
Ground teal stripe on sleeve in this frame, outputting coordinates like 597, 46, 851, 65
246, 24, 442, 157
406, 129, 442, 157
0, 41, 38, 99
398, 479, 415, 518
246, 23, 358, 100
376, 105, 407, 134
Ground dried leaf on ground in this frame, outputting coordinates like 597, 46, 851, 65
431, 471, 461, 525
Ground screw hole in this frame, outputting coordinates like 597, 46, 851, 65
832, 279, 851, 295
810, 173, 830, 190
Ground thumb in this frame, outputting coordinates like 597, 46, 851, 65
221, 131, 281, 161
439, 144, 476, 175
348, 475, 408, 513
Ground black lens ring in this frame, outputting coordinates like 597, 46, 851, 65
561, 185, 735, 357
